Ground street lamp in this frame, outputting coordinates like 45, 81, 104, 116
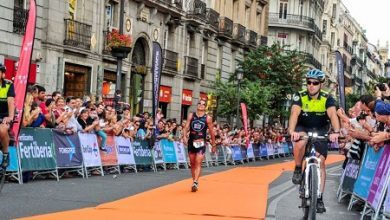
385, 60, 390, 79
235, 67, 243, 128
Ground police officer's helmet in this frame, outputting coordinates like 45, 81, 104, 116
306, 69, 325, 82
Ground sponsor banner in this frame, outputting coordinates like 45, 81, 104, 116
160, 139, 177, 163
353, 146, 384, 200
240, 146, 247, 159
252, 143, 260, 157
232, 146, 243, 161
336, 50, 346, 110
247, 143, 255, 159
18, 128, 56, 171
132, 139, 153, 165
260, 143, 268, 157
152, 42, 163, 125
100, 135, 118, 166
278, 144, 284, 154
367, 145, 390, 211
174, 142, 186, 163
0, 146, 19, 172
78, 132, 102, 168
153, 141, 164, 164
115, 136, 135, 165
283, 143, 290, 154
384, 184, 390, 216
341, 159, 360, 193
240, 103, 250, 148
52, 130, 83, 168
266, 143, 274, 156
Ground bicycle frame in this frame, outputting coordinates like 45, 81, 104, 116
303, 139, 321, 199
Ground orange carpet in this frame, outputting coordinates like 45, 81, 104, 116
20, 155, 344, 220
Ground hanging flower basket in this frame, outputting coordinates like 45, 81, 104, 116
111, 46, 132, 58
105, 29, 132, 58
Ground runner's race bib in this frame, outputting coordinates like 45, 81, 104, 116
193, 140, 205, 148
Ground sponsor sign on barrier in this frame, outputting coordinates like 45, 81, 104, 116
232, 146, 243, 161
384, 184, 390, 216
217, 146, 225, 164
278, 144, 284, 154
353, 146, 384, 200
247, 144, 255, 159
367, 146, 390, 211
260, 144, 268, 157
153, 141, 164, 164
115, 136, 135, 165
18, 128, 56, 171
174, 142, 186, 163
0, 146, 19, 172
283, 143, 290, 154
252, 143, 260, 157
52, 130, 83, 168
342, 159, 360, 193
160, 139, 177, 163
240, 146, 247, 160
132, 139, 153, 165
78, 133, 102, 167
266, 143, 274, 156
100, 136, 118, 166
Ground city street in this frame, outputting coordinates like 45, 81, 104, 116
0, 153, 361, 219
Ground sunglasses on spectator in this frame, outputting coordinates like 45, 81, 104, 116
306, 80, 320, 86
198, 102, 206, 106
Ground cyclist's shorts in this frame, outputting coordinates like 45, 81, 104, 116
295, 125, 329, 158
188, 141, 206, 155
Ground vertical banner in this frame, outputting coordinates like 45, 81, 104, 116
115, 136, 135, 165
353, 146, 384, 200
240, 103, 250, 148
335, 51, 346, 110
52, 130, 83, 168
78, 133, 102, 168
100, 135, 118, 166
367, 146, 390, 211
18, 128, 56, 171
151, 42, 163, 126
160, 139, 177, 163
12, 0, 37, 141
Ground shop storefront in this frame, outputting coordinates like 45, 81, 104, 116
3, 58, 37, 84
181, 89, 193, 121
102, 70, 116, 106
159, 85, 171, 118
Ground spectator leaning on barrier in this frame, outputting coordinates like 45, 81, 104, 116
370, 85, 390, 146
44, 98, 57, 128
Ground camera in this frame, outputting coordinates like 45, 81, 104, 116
377, 83, 387, 91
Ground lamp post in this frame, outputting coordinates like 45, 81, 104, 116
115, 0, 125, 92
235, 67, 243, 128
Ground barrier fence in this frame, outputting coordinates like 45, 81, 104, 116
337, 144, 390, 220
3, 128, 297, 184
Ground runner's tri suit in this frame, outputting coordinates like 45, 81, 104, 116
188, 112, 208, 154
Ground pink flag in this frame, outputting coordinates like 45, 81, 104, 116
240, 103, 250, 148
12, 0, 37, 142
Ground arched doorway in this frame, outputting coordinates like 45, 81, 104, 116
130, 38, 148, 115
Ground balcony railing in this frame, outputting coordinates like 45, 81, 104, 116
233, 23, 246, 44
206, 8, 219, 31
269, 13, 314, 32
248, 30, 258, 46
260, 35, 268, 45
218, 17, 233, 38
304, 53, 322, 70
184, 56, 199, 78
343, 42, 353, 54
163, 49, 178, 73
13, 6, 28, 35
187, 0, 207, 21
313, 23, 322, 40
64, 19, 92, 50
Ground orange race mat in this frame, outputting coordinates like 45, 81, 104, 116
20, 155, 345, 220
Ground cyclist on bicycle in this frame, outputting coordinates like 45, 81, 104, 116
0, 64, 15, 168
288, 69, 340, 213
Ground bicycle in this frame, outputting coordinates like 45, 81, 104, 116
0, 118, 14, 194
288, 132, 328, 220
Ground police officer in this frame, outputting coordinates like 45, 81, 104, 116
0, 64, 15, 168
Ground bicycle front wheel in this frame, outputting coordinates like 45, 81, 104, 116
0, 168, 5, 194
308, 165, 318, 220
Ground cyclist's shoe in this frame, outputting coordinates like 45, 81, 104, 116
191, 181, 199, 192
317, 197, 326, 213
292, 167, 302, 184
1, 153, 9, 168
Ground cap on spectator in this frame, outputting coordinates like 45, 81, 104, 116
374, 100, 390, 115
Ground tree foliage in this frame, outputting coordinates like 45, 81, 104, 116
213, 43, 307, 122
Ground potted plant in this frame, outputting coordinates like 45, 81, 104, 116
106, 29, 132, 58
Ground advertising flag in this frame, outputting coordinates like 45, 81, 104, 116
151, 42, 163, 126
240, 103, 250, 148
12, 0, 37, 142
335, 51, 346, 110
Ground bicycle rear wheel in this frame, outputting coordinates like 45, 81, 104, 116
308, 165, 318, 220
0, 168, 5, 194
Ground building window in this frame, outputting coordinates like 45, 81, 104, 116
332, 4, 337, 19
322, 19, 327, 36
277, 33, 288, 46
233, 0, 239, 22
256, 12, 262, 33
105, 1, 118, 28
245, 6, 250, 27
331, 32, 335, 48
279, 0, 288, 19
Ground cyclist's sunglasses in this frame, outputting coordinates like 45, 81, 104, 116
306, 80, 320, 86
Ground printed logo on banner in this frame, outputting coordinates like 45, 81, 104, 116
118, 145, 131, 155
247, 144, 255, 159
53, 131, 83, 168
115, 136, 135, 165
232, 146, 243, 161
154, 141, 164, 164
384, 184, 390, 215
353, 146, 384, 200
78, 133, 102, 168
132, 139, 153, 165
160, 139, 177, 163
342, 159, 360, 193
174, 142, 186, 163
260, 144, 268, 157
100, 136, 118, 166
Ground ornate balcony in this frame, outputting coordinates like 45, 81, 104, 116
163, 49, 178, 73
64, 19, 92, 50
134, 0, 183, 18
269, 13, 315, 32
303, 53, 322, 70
217, 17, 233, 39
260, 35, 268, 45
313, 23, 322, 41
184, 56, 199, 78
13, 6, 28, 35
247, 30, 257, 47
206, 8, 219, 31
232, 23, 246, 44
186, 0, 207, 25
343, 42, 353, 55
